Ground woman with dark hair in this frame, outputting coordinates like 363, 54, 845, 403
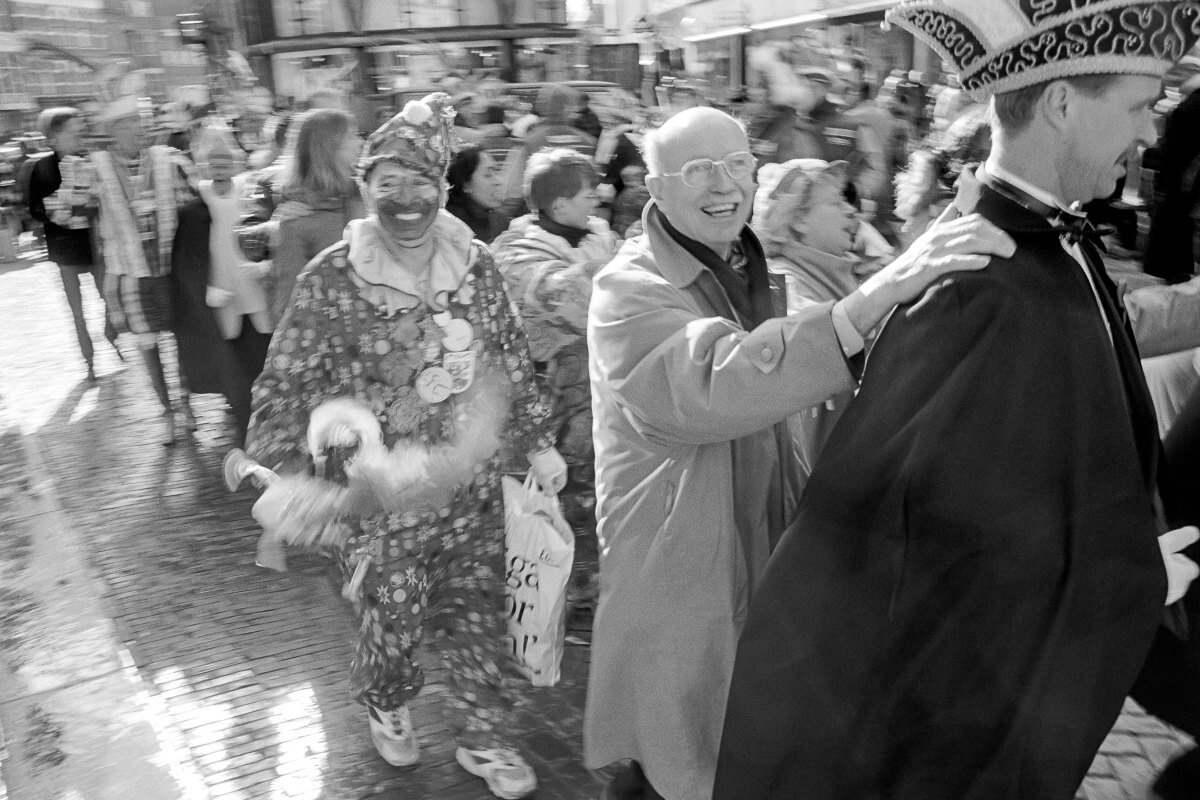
267, 108, 364, 324
445, 142, 509, 243
29, 106, 120, 382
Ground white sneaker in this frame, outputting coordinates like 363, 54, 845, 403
455, 746, 538, 799
367, 704, 419, 767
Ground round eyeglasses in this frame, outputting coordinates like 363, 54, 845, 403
656, 151, 757, 189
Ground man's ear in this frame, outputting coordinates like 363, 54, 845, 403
1041, 80, 1072, 133
646, 174, 666, 201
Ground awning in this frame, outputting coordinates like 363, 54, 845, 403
246, 24, 575, 57
684, 0, 895, 42
683, 26, 752, 44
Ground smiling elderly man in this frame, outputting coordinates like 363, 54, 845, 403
582, 105, 1016, 800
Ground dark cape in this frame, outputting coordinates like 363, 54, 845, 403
712, 178, 1171, 800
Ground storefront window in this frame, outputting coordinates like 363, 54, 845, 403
272, 48, 358, 106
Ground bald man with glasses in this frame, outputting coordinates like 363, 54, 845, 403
582, 106, 1016, 800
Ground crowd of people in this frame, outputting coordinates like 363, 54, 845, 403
18, 0, 1200, 797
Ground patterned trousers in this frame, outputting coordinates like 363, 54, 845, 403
346, 502, 521, 748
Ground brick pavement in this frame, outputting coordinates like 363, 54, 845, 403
0, 251, 1193, 800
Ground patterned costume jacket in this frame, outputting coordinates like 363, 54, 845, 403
246, 212, 554, 718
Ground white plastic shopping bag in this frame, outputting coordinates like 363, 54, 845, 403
501, 473, 575, 686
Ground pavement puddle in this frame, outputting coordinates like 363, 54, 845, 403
0, 435, 204, 800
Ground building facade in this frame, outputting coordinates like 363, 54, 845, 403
591, 0, 935, 102
239, 0, 574, 122
0, 0, 225, 132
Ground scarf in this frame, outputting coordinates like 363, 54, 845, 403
91, 146, 186, 278
654, 205, 775, 329
535, 211, 589, 248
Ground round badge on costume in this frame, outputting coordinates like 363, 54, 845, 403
415, 366, 453, 404
441, 318, 473, 352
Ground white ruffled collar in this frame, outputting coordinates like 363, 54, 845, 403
345, 210, 476, 316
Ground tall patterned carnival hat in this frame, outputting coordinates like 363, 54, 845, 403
359, 92, 457, 181
884, 0, 1200, 102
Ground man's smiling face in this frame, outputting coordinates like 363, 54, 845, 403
648, 108, 756, 254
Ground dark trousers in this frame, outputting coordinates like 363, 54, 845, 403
226, 320, 271, 447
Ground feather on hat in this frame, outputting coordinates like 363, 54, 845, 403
885, 0, 1200, 101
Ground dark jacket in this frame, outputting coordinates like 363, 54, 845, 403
715, 178, 1169, 800
28, 152, 94, 267
270, 189, 364, 325
445, 191, 509, 244
1146, 89, 1200, 283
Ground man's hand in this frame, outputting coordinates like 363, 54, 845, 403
838, 212, 1016, 336
1160, 526, 1200, 605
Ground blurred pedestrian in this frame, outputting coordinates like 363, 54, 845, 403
445, 142, 509, 244
501, 84, 597, 216
491, 148, 620, 543
245, 94, 562, 799
1145, 56, 1200, 283
29, 106, 120, 382
570, 92, 602, 139
610, 165, 649, 237
753, 158, 864, 490
267, 108, 364, 326
236, 114, 294, 263
171, 128, 271, 447
583, 106, 1008, 800
715, 1, 1200, 796
90, 92, 200, 445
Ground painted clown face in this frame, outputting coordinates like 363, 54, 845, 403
367, 160, 443, 241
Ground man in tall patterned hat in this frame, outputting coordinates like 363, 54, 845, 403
714, 2, 1200, 799
90, 87, 200, 444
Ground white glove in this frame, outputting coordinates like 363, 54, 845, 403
526, 446, 567, 496
251, 480, 295, 533
243, 260, 272, 280
1159, 526, 1200, 605
206, 285, 235, 308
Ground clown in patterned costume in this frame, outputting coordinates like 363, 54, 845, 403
245, 94, 565, 800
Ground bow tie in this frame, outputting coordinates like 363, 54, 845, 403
1052, 210, 1113, 250
978, 171, 1113, 249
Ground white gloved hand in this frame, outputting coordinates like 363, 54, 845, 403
244, 260, 272, 280
206, 285, 235, 308
1159, 526, 1200, 605
251, 480, 296, 533
526, 446, 567, 496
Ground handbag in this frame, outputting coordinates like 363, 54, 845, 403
501, 473, 575, 687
